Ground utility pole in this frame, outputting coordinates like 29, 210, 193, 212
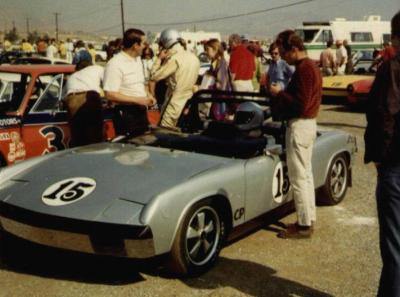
26, 17, 30, 37
54, 12, 60, 41
120, 0, 125, 35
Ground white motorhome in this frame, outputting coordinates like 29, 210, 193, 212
295, 15, 391, 60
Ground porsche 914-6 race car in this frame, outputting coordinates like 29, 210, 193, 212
0, 90, 357, 276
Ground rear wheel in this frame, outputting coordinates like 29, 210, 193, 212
318, 154, 349, 205
167, 199, 226, 276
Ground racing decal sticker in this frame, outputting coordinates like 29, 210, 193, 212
7, 132, 26, 162
272, 161, 290, 203
0, 132, 10, 141
39, 125, 66, 154
234, 208, 245, 221
0, 117, 21, 128
42, 177, 96, 206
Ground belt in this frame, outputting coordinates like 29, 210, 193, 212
67, 90, 98, 96
67, 91, 87, 96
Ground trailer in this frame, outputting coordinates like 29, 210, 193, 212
295, 15, 391, 60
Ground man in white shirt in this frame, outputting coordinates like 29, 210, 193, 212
335, 40, 348, 75
103, 28, 156, 137
46, 39, 58, 59
64, 57, 105, 147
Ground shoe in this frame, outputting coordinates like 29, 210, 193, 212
278, 222, 313, 239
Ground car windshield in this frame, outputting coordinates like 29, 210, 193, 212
0, 72, 30, 113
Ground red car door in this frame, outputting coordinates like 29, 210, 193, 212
22, 73, 70, 157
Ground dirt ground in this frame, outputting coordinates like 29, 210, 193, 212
0, 102, 380, 297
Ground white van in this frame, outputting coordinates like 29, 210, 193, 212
294, 15, 391, 60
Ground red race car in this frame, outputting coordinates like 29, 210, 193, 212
346, 76, 374, 106
0, 64, 117, 166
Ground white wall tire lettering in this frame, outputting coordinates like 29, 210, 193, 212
42, 177, 96, 206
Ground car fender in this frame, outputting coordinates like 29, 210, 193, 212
140, 161, 245, 255
312, 131, 355, 188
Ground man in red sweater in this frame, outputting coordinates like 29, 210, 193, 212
228, 34, 255, 92
269, 30, 322, 239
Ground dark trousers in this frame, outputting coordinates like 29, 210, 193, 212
113, 105, 149, 137
66, 91, 103, 147
376, 163, 400, 297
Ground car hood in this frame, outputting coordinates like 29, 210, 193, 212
0, 143, 231, 224
322, 74, 372, 89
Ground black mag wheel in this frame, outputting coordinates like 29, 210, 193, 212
318, 154, 349, 205
167, 200, 225, 276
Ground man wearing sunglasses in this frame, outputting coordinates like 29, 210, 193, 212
267, 42, 295, 90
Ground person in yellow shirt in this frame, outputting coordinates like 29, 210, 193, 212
21, 39, 34, 54
88, 43, 97, 65
4, 39, 12, 51
58, 40, 67, 60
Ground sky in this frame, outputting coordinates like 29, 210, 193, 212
0, 0, 398, 39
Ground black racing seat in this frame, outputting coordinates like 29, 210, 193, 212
154, 121, 267, 159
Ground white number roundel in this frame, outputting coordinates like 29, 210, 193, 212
42, 177, 96, 206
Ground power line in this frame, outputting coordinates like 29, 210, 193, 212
126, 0, 316, 27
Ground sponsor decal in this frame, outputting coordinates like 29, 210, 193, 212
0, 132, 10, 141
42, 177, 96, 206
234, 208, 245, 221
7, 131, 26, 163
272, 161, 290, 203
0, 118, 21, 127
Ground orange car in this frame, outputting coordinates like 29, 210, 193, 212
0, 65, 116, 166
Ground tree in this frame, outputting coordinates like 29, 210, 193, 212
27, 31, 40, 44
4, 27, 19, 43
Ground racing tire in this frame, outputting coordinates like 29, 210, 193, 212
0, 154, 6, 167
0, 224, 6, 266
167, 199, 226, 276
318, 153, 349, 205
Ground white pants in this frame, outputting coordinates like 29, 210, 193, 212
336, 64, 346, 75
232, 80, 254, 92
286, 118, 317, 226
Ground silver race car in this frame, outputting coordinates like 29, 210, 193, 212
0, 90, 357, 275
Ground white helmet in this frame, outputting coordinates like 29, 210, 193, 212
234, 102, 264, 131
159, 29, 181, 49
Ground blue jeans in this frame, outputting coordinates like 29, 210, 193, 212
376, 163, 400, 297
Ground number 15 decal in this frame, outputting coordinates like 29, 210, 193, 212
272, 162, 290, 203
42, 177, 96, 206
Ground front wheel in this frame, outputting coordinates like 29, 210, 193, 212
167, 200, 226, 276
318, 154, 349, 205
